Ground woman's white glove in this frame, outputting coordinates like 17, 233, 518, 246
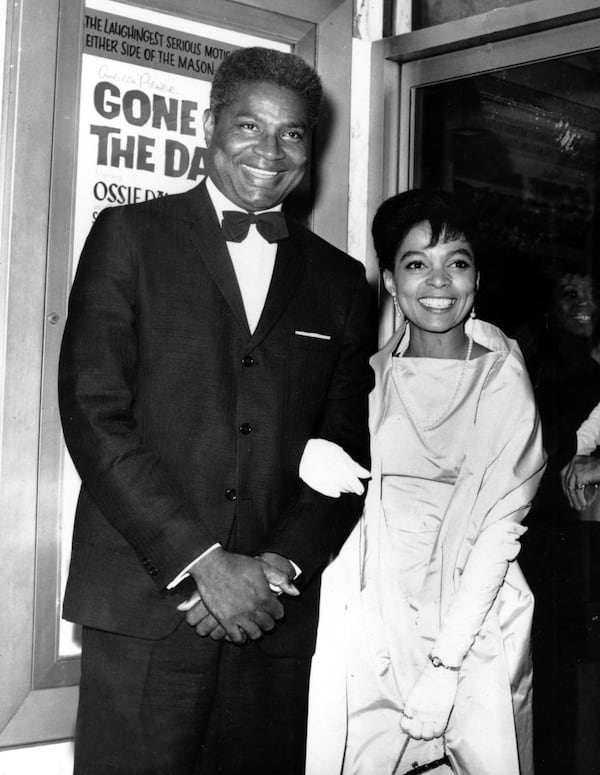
400, 661, 459, 740
299, 438, 370, 498
432, 520, 526, 665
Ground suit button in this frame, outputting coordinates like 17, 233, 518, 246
225, 489, 237, 501
149, 567, 158, 577
141, 558, 150, 566
241, 355, 254, 367
239, 423, 252, 435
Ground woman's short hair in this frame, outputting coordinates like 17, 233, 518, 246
372, 189, 480, 273
210, 47, 322, 127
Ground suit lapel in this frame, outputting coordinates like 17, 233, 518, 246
183, 182, 250, 335
182, 183, 307, 344
250, 224, 307, 348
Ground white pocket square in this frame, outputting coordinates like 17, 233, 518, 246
294, 330, 332, 340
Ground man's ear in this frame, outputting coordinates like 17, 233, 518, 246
203, 109, 215, 146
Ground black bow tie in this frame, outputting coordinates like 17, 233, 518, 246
221, 210, 289, 243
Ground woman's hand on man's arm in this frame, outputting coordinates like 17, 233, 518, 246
299, 438, 370, 498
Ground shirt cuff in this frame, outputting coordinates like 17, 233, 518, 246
166, 543, 222, 590
577, 428, 597, 456
289, 559, 302, 579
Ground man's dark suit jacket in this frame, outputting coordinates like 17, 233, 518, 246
59, 180, 375, 657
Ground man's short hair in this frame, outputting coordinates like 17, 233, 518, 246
210, 47, 322, 127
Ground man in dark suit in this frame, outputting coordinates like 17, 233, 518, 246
59, 47, 374, 775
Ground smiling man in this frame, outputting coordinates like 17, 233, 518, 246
203, 80, 309, 211
59, 47, 374, 775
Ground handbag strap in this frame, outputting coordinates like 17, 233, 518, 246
392, 736, 410, 775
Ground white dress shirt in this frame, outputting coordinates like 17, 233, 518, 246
206, 177, 279, 334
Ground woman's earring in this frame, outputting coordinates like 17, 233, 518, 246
470, 306, 476, 320
392, 293, 402, 319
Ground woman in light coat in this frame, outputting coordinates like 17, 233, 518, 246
305, 190, 546, 775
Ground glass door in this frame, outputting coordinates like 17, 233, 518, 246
412, 52, 600, 337
399, 20, 600, 336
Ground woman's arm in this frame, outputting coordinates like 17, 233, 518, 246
400, 519, 527, 740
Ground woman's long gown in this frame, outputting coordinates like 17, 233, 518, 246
340, 350, 503, 774
307, 319, 545, 775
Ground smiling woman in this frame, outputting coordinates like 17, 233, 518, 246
375, 190, 485, 360
550, 271, 597, 339
306, 188, 546, 775
382, 222, 478, 356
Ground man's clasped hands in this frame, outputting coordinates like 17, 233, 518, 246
177, 438, 369, 644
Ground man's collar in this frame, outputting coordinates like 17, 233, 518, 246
205, 176, 283, 219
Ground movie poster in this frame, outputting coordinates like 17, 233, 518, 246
72, 0, 289, 261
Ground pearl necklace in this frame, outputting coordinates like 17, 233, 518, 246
393, 325, 474, 432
